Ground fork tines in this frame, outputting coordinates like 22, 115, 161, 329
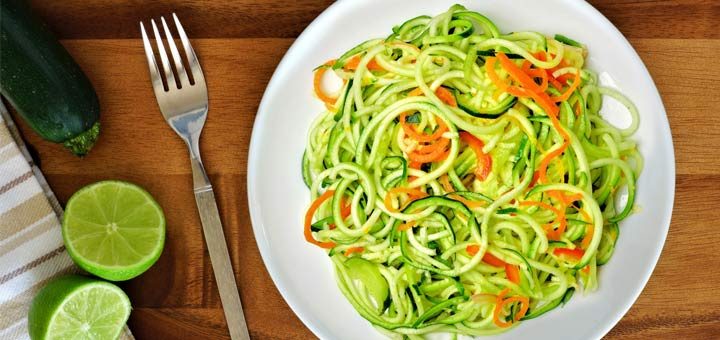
140, 13, 201, 92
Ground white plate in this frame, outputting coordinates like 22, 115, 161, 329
247, 0, 675, 339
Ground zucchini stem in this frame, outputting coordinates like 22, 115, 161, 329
63, 122, 100, 157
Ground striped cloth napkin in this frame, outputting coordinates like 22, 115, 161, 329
0, 101, 133, 340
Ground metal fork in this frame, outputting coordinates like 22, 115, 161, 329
140, 14, 250, 340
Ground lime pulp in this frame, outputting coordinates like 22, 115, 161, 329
28, 275, 131, 340
62, 180, 165, 281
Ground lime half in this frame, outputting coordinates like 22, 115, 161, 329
62, 180, 165, 281
28, 275, 131, 340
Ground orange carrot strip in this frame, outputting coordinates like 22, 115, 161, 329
494, 288, 530, 328
549, 77, 564, 91
407, 86, 456, 106
503, 295, 530, 321
466, 245, 508, 269
535, 107, 570, 185
521, 60, 532, 73
493, 289, 512, 327
344, 247, 365, 256
483, 252, 506, 267
521, 200, 567, 240
435, 87, 457, 107
408, 141, 449, 163
546, 190, 564, 204
304, 190, 337, 249
574, 102, 582, 116
398, 221, 417, 232
466, 244, 480, 256
545, 191, 578, 206
506, 86, 560, 117
485, 57, 509, 99
553, 247, 585, 261
439, 175, 455, 193
400, 112, 448, 143
505, 264, 521, 285
383, 188, 428, 212
557, 73, 572, 83
551, 68, 581, 102
560, 193, 583, 205
533, 51, 546, 61
485, 57, 508, 91
526, 68, 548, 93
581, 224, 594, 249
340, 198, 352, 219
383, 192, 397, 212
545, 222, 568, 241
313, 60, 339, 105
345, 56, 361, 70
343, 56, 360, 70
493, 288, 512, 328
413, 137, 450, 154
537, 143, 568, 184
407, 87, 424, 97
343, 55, 383, 71
367, 59, 383, 71
497, 52, 543, 93
547, 53, 572, 82
459, 131, 492, 181
534, 51, 566, 90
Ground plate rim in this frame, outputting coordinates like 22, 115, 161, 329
247, 0, 676, 338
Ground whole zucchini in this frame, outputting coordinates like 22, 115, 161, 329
0, 0, 100, 156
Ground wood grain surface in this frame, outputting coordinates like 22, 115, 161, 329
8, 0, 720, 339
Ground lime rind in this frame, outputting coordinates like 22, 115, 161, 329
28, 275, 131, 340
48, 282, 131, 339
62, 180, 165, 281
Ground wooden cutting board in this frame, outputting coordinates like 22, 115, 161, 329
9, 1, 720, 338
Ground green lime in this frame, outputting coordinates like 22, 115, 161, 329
28, 275, 131, 340
62, 180, 165, 281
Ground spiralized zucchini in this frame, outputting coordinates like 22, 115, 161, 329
302, 4, 641, 337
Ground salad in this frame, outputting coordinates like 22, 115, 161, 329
302, 4, 640, 338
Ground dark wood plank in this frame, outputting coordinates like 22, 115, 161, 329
14, 38, 292, 177
588, 0, 720, 39
607, 311, 720, 339
606, 174, 720, 339
26, 0, 720, 39
629, 38, 720, 175
129, 307, 313, 339
28, 0, 333, 39
127, 308, 229, 339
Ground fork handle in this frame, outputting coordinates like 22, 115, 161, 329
191, 156, 251, 340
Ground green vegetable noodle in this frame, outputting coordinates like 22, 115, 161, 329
302, 4, 641, 337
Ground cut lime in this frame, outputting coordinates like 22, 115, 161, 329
28, 275, 131, 340
62, 180, 165, 281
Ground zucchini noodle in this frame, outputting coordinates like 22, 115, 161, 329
302, 4, 641, 337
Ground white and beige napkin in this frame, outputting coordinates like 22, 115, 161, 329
0, 101, 133, 340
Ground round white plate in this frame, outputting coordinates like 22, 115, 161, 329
247, 0, 675, 339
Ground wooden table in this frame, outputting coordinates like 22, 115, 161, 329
11, 1, 719, 339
